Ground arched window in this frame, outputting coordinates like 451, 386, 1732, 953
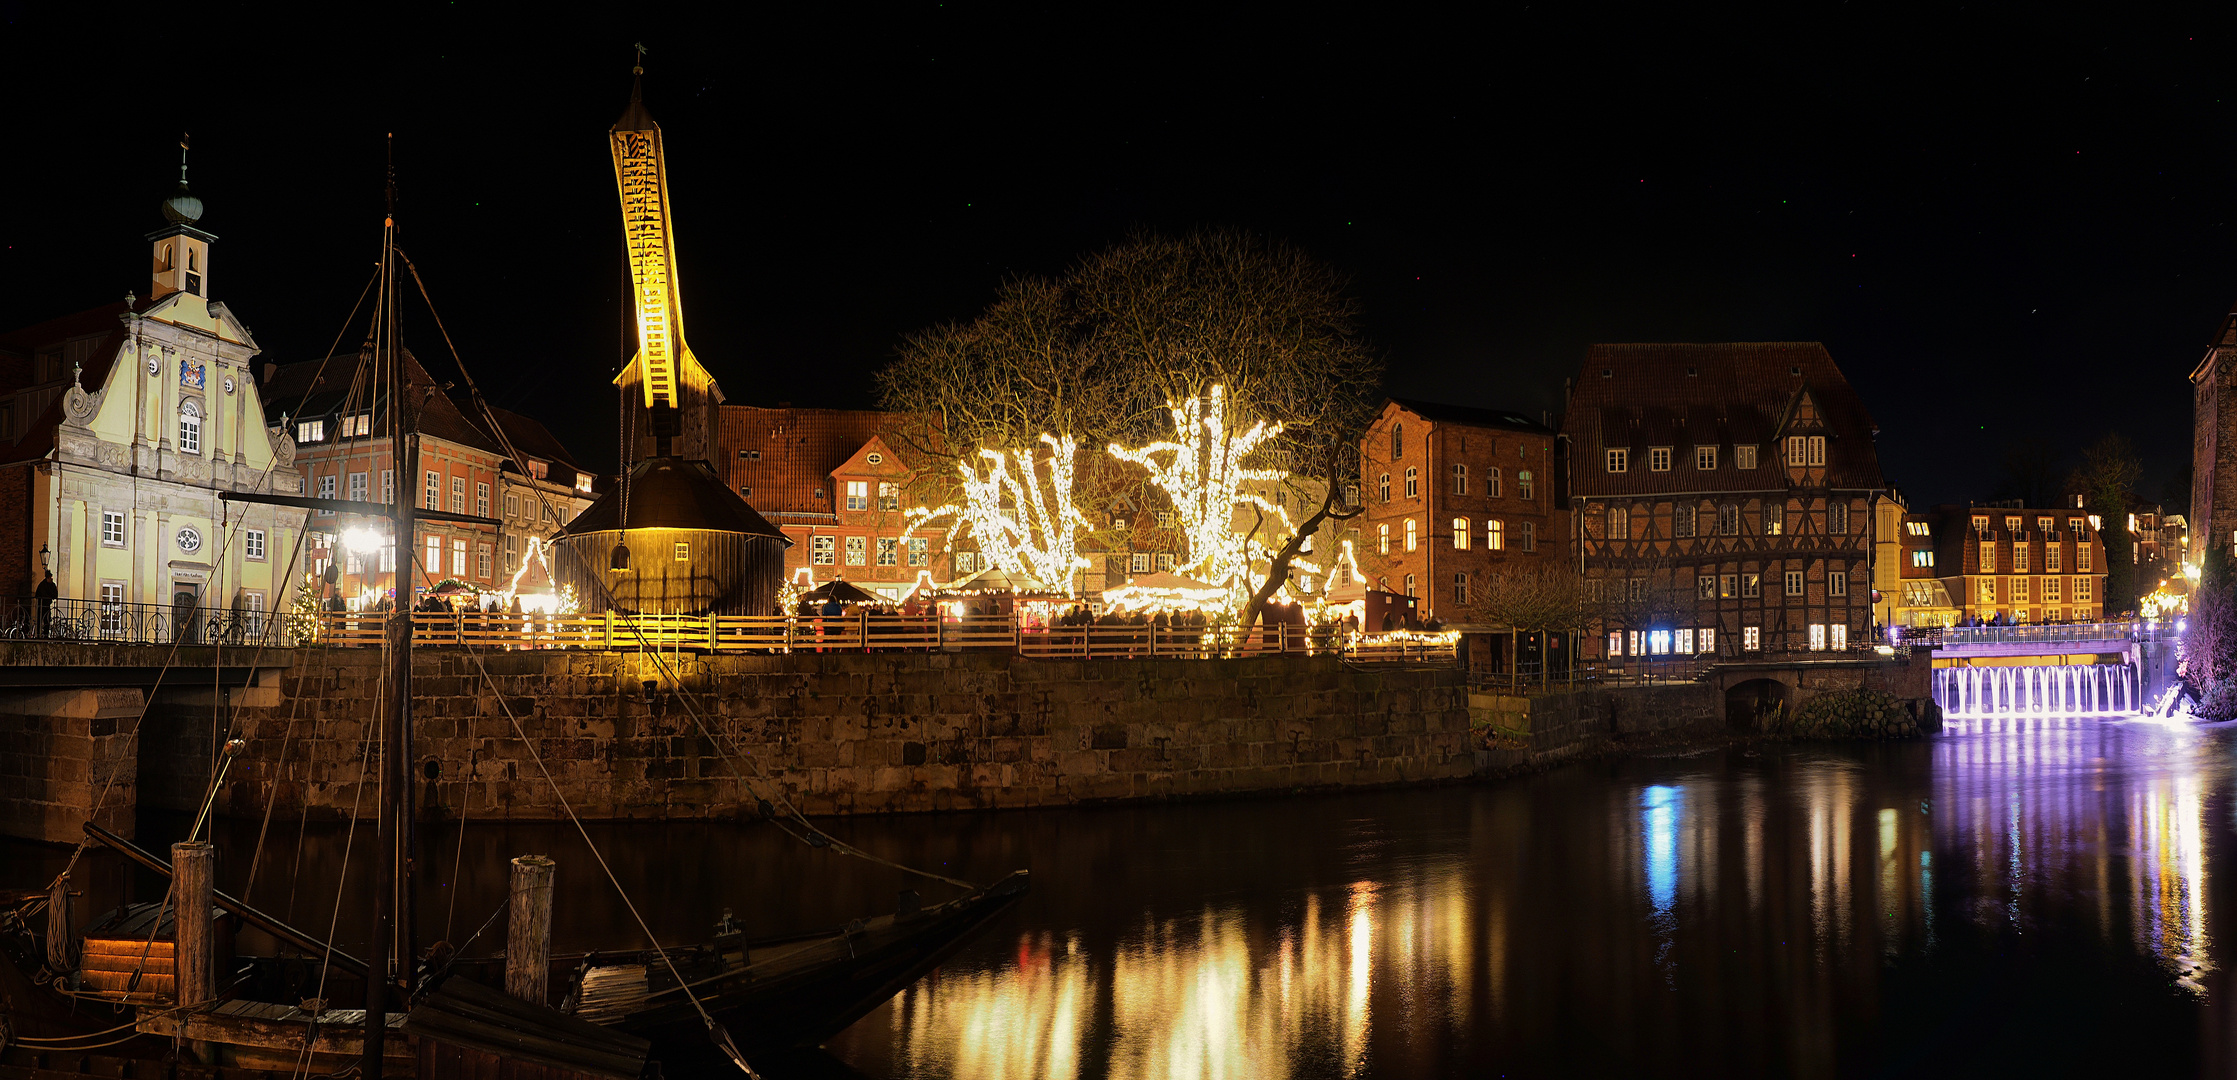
1404, 573, 1417, 597
1404, 518, 1418, 552
1379, 473, 1391, 502
1488, 520, 1505, 550
1377, 523, 1390, 554
1488, 467, 1502, 499
1391, 423, 1403, 460
1451, 463, 1467, 495
187, 248, 198, 272
1517, 470, 1534, 500
1453, 518, 1470, 549
178, 398, 202, 455
1404, 467, 1418, 499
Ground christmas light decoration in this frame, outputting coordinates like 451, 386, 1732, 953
1108, 386, 1327, 611
908, 433, 1090, 596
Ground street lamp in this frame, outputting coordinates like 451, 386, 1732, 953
38, 543, 50, 570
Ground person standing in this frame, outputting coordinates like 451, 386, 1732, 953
33, 570, 58, 637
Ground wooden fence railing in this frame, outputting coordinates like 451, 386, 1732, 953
309, 611, 1456, 663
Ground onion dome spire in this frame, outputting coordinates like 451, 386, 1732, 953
160, 132, 204, 225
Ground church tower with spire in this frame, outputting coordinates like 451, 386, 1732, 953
148, 135, 213, 300
610, 51, 723, 464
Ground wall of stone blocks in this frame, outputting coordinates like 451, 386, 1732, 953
0, 687, 141, 843
182, 649, 1476, 822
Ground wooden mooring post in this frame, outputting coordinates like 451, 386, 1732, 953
173, 840, 216, 1063
505, 855, 556, 1006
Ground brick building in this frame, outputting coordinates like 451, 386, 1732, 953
2190, 300, 2237, 564
721, 405, 956, 599
1564, 343, 1885, 658
1928, 502, 2107, 623
1357, 398, 1566, 624
259, 351, 596, 608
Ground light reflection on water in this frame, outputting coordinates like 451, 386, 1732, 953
829, 719, 2235, 1077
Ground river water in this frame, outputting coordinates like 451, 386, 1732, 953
11, 716, 2237, 1076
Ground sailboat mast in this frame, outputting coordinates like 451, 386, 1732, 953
362, 139, 415, 1080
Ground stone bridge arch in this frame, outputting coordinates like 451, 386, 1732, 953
1703, 653, 1938, 734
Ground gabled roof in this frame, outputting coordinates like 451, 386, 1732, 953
262, 349, 501, 454
721, 405, 896, 515
1562, 342, 1883, 498
1386, 397, 1553, 435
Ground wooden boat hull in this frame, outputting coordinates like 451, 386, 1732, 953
573, 870, 1029, 1056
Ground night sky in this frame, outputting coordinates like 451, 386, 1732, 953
6, 5, 2236, 508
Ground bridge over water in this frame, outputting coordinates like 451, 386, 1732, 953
1897, 622, 2178, 719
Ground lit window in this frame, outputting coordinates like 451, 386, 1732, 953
1696, 574, 1715, 600
425, 471, 440, 510
2074, 576, 2092, 601
1452, 464, 1467, 495
2077, 545, 2092, 571
577, 474, 594, 493
425, 535, 442, 576
1699, 628, 1716, 653
1695, 446, 1717, 470
1404, 573, 1416, 597
1609, 507, 1628, 540
1606, 448, 1629, 473
478, 544, 493, 578
349, 472, 368, 501
1378, 523, 1390, 555
297, 420, 325, 443
1980, 542, 1995, 572
1763, 503, 1784, 536
1404, 518, 1417, 551
1742, 573, 1761, 598
1453, 518, 1470, 549
102, 510, 125, 546
1979, 579, 1996, 604
878, 482, 900, 512
2013, 543, 2028, 572
1912, 550, 1935, 568
451, 538, 467, 576
1379, 473, 1391, 502
1404, 467, 1418, 498
1743, 626, 1761, 650
1735, 445, 1757, 470
1720, 573, 1737, 598
1517, 471, 1533, 500
1677, 629, 1694, 652
1785, 570, 1804, 596
1131, 552, 1151, 574
2044, 577, 2062, 601
1649, 447, 1671, 471
2010, 576, 2028, 603
674, 542, 690, 562
846, 481, 868, 511
246, 529, 265, 560
1156, 511, 1174, 528
845, 536, 866, 565
1157, 553, 1175, 571
877, 537, 898, 566
2046, 545, 2061, 571
2006, 516, 2022, 533
908, 537, 928, 566
100, 583, 124, 634
812, 536, 834, 565
179, 400, 201, 454
1808, 623, 1827, 651
955, 551, 977, 574
1488, 519, 1505, 550
1608, 631, 1624, 657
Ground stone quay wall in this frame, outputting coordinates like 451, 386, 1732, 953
0, 687, 141, 844
186, 649, 1475, 822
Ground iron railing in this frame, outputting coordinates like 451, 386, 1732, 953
0, 596, 285, 648
1913, 620, 2166, 647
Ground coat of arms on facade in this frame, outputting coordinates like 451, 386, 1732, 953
180, 358, 205, 389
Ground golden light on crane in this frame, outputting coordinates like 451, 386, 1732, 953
609, 55, 712, 411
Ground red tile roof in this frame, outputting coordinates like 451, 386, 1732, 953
262, 349, 501, 455
721, 405, 895, 518
1563, 342, 1884, 499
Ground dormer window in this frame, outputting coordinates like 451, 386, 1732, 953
575, 474, 593, 493
297, 419, 324, 443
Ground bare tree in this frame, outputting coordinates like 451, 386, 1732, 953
1476, 563, 1592, 632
